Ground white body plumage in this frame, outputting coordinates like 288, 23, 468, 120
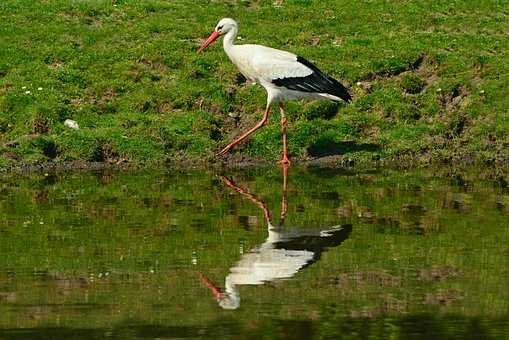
197, 18, 351, 162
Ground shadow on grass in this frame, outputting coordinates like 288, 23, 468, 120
307, 140, 381, 157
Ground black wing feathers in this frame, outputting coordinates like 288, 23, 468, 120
272, 56, 352, 102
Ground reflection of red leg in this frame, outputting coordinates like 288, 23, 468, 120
280, 163, 288, 224
217, 107, 271, 157
219, 176, 271, 223
278, 103, 290, 166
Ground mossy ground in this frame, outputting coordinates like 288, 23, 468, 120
0, 0, 507, 169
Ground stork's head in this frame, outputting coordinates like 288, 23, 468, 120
199, 273, 240, 310
214, 18, 237, 35
198, 18, 238, 53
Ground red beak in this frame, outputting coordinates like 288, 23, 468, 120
198, 273, 223, 300
198, 31, 220, 53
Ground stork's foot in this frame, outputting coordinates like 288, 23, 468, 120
278, 157, 291, 166
216, 149, 228, 157
216, 108, 271, 158
216, 144, 234, 157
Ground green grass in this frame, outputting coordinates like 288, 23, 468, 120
0, 0, 508, 167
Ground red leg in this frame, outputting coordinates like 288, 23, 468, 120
217, 107, 270, 157
278, 103, 291, 166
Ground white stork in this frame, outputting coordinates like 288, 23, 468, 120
199, 173, 352, 310
198, 18, 352, 165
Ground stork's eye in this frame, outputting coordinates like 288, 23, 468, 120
217, 25, 223, 31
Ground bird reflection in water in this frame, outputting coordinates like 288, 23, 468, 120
200, 166, 352, 310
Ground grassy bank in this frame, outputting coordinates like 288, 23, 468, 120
0, 0, 507, 169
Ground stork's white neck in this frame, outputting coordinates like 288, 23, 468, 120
222, 27, 237, 54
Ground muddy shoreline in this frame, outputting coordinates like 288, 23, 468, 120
2, 153, 508, 179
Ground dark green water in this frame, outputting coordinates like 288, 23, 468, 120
0, 167, 508, 339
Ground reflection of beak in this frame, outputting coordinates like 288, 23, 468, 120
197, 31, 220, 53
199, 273, 223, 300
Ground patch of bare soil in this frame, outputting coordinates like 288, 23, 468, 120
418, 266, 459, 282
3, 133, 40, 148
330, 270, 401, 288
47, 60, 64, 70
357, 54, 440, 97
14, 161, 130, 174
0, 292, 16, 303
425, 289, 464, 305
0, 83, 14, 93
138, 57, 169, 72
210, 153, 270, 168
0, 151, 18, 160
348, 294, 407, 318
361, 54, 426, 81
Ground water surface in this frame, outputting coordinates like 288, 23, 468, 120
0, 167, 508, 339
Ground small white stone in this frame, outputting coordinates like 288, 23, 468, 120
356, 81, 362, 86
64, 119, 79, 130
38, 87, 43, 91
436, 88, 442, 92
22, 86, 27, 89
479, 90, 485, 94
25, 90, 31, 94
